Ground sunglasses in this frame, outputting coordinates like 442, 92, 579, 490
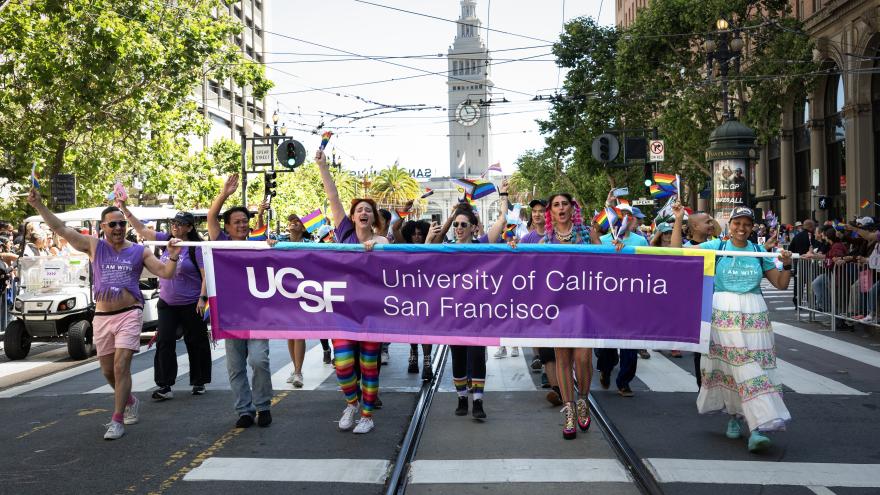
452, 222, 471, 228
170, 220, 191, 227
104, 221, 128, 229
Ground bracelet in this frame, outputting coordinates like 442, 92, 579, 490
169, 256, 180, 262
200, 295, 208, 302
782, 265, 792, 270
499, 192, 508, 197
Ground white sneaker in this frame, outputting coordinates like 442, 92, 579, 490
511, 347, 519, 357
493, 347, 507, 358
286, 372, 295, 384
353, 416, 374, 434
104, 421, 124, 440
380, 350, 390, 365
292, 372, 304, 388
338, 404, 359, 431
124, 396, 140, 425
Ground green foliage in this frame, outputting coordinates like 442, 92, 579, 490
369, 164, 422, 209
272, 165, 360, 223
0, 0, 272, 220
519, 1, 816, 208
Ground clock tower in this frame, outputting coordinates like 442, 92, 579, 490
448, 0, 492, 178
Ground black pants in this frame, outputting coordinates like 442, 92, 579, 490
595, 348, 637, 389
450, 345, 486, 380
155, 300, 212, 387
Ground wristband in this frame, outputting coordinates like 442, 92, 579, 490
200, 295, 208, 302
169, 256, 180, 262
499, 192, 508, 197
782, 265, 792, 270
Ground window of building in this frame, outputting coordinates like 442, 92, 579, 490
824, 72, 845, 219
478, 149, 481, 157
812, 0, 820, 14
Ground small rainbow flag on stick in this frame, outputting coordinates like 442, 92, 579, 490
653, 173, 677, 185
30, 164, 40, 189
247, 225, 268, 241
421, 188, 434, 199
650, 184, 675, 199
860, 199, 873, 209
451, 178, 497, 200
593, 209, 610, 230
319, 131, 333, 151
203, 299, 211, 322
301, 208, 327, 233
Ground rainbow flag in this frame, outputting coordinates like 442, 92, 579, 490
319, 131, 333, 151
203, 299, 211, 322
861, 199, 871, 209
487, 162, 502, 174
650, 184, 676, 199
247, 225, 268, 241
396, 209, 411, 218
653, 173, 677, 185
301, 208, 327, 233
451, 178, 497, 200
617, 198, 630, 206
593, 210, 610, 230
30, 164, 40, 189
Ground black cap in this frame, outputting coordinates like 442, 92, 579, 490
730, 206, 755, 222
529, 199, 547, 208
173, 211, 195, 225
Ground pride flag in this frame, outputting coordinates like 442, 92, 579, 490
421, 188, 434, 199
30, 164, 40, 189
650, 184, 676, 199
451, 178, 497, 200
247, 225, 268, 241
301, 208, 327, 233
203, 299, 211, 322
593, 210, 610, 230
319, 131, 333, 151
653, 173, 677, 185
861, 199, 871, 209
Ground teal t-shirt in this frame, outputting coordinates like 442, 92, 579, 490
599, 232, 649, 247
699, 239, 776, 294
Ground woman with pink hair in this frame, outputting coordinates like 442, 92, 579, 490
521, 193, 593, 439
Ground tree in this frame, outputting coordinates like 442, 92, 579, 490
369, 163, 421, 210
0, 0, 272, 219
271, 164, 360, 224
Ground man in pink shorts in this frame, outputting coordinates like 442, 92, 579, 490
28, 189, 182, 440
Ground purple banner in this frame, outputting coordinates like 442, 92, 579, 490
205, 245, 711, 351
206, 246, 711, 350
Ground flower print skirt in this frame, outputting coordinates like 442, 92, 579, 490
696, 291, 791, 432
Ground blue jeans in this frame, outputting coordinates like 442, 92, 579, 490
595, 348, 638, 389
225, 339, 272, 416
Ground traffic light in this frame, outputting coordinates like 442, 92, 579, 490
285, 142, 297, 167
591, 133, 619, 163
599, 136, 610, 161
264, 171, 277, 200
643, 163, 653, 188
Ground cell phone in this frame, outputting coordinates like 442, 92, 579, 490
612, 187, 629, 197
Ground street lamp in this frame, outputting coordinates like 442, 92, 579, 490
704, 18, 744, 121
264, 110, 288, 143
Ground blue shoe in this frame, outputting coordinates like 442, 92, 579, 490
725, 418, 741, 439
748, 430, 771, 452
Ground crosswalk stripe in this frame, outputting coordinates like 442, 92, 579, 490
774, 359, 867, 395
635, 351, 698, 392
485, 347, 537, 391
773, 321, 880, 369
184, 458, 391, 484
646, 458, 880, 487
409, 458, 631, 484
271, 343, 337, 391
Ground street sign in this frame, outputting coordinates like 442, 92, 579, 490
632, 197, 655, 206
51, 174, 76, 206
649, 140, 665, 162
253, 144, 272, 165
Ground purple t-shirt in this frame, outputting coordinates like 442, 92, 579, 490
520, 230, 542, 244
155, 232, 204, 306
92, 240, 146, 304
335, 216, 362, 244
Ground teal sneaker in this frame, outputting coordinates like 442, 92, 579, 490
725, 417, 741, 439
748, 431, 771, 453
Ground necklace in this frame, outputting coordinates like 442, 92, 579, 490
555, 227, 574, 243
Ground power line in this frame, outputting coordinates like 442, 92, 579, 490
352, 0, 555, 44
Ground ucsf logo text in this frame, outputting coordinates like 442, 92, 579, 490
246, 267, 346, 313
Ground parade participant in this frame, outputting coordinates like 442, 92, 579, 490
593, 197, 648, 398
317, 149, 387, 434
671, 205, 793, 453
447, 205, 488, 419
122, 206, 212, 398
685, 211, 715, 384
281, 213, 312, 388
521, 199, 549, 371
22, 228, 50, 257
400, 218, 435, 380
27, 189, 182, 440
208, 174, 273, 429
522, 192, 592, 439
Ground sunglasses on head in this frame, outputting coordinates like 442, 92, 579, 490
453, 221, 471, 228
104, 220, 127, 229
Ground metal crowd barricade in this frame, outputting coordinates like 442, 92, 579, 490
795, 258, 880, 331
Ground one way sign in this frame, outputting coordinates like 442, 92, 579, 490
649, 140, 665, 162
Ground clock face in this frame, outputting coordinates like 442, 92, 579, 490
456, 101, 481, 126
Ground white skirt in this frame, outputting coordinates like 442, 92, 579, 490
696, 291, 791, 432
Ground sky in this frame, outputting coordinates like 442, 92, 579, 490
265, 0, 615, 178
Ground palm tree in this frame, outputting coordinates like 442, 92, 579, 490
369, 163, 421, 211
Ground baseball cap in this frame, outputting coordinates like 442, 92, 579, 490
730, 206, 755, 222
856, 216, 874, 227
631, 206, 646, 219
656, 222, 673, 233
529, 199, 547, 209
617, 204, 634, 214
173, 211, 195, 225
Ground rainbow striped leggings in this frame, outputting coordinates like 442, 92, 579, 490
333, 340, 380, 417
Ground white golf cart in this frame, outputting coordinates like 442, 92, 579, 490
3, 206, 179, 360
